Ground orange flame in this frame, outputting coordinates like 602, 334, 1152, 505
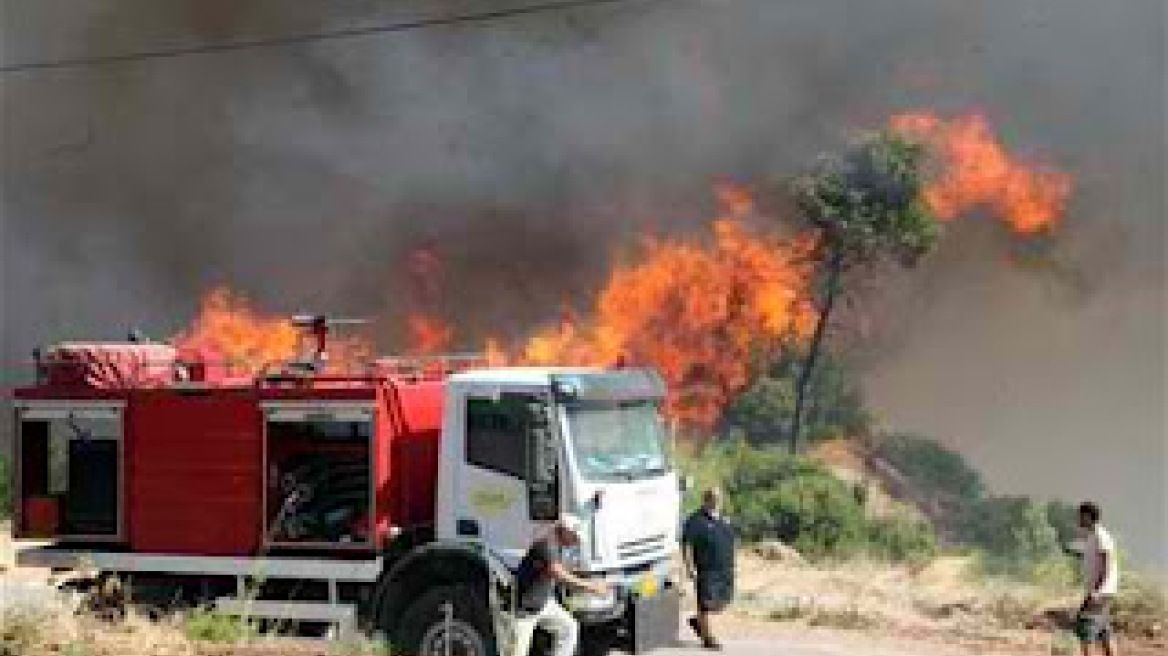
407, 314, 454, 355
172, 287, 371, 375
499, 186, 815, 429
890, 111, 1072, 234
172, 287, 301, 374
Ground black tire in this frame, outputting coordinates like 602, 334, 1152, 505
394, 584, 499, 656
578, 623, 619, 656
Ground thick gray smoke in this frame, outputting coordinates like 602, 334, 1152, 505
2, 1, 1164, 567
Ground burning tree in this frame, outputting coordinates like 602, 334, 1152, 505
514, 204, 815, 436
787, 131, 940, 453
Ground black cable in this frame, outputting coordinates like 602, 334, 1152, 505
0, 0, 659, 75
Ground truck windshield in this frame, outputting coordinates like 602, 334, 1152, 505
565, 400, 671, 482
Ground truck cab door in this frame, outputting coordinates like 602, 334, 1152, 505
453, 392, 559, 565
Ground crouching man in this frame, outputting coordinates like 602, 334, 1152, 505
512, 516, 611, 656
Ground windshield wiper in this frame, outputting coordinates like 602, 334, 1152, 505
600, 464, 667, 481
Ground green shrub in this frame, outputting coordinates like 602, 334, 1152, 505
865, 512, 937, 564
1044, 500, 1080, 546
681, 441, 937, 564
737, 467, 868, 560
870, 437, 1085, 583
0, 456, 11, 518
1027, 554, 1077, 589
677, 440, 740, 513
714, 445, 865, 558
183, 607, 259, 643
962, 496, 1067, 581
722, 347, 868, 446
874, 434, 984, 501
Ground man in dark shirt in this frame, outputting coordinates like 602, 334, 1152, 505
682, 488, 735, 650
512, 516, 611, 656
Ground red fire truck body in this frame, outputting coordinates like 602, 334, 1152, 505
13, 344, 443, 556
11, 341, 683, 656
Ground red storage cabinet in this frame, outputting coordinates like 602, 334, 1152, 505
127, 390, 263, 555
378, 383, 443, 534
23, 496, 61, 537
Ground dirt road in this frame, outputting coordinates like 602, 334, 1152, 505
665, 618, 1019, 656
669, 638, 941, 656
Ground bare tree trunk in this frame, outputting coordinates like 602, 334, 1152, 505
790, 250, 843, 454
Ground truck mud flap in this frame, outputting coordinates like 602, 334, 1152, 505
627, 582, 680, 653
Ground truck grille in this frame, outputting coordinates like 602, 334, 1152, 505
617, 533, 668, 561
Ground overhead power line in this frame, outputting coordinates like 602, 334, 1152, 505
0, 0, 658, 75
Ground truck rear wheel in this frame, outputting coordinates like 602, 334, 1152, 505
395, 584, 498, 656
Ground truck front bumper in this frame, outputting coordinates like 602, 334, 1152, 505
572, 581, 680, 654
625, 580, 680, 653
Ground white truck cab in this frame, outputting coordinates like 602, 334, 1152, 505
436, 368, 681, 627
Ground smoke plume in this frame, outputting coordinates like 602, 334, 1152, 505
2, 1, 1163, 567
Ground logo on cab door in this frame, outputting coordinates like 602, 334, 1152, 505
470, 487, 517, 515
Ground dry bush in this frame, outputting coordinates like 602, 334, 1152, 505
328, 634, 395, 655
980, 590, 1045, 630
1, 605, 50, 656
0, 581, 80, 656
1113, 575, 1167, 639
807, 604, 888, 631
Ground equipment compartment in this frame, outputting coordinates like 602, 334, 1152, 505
264, 405, 375, 548
16, 404, 124, 541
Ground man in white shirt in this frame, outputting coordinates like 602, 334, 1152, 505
1068, 501, 1120, 656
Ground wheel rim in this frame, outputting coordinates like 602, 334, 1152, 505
419, 618, 488, 656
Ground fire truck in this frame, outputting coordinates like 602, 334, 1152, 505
9, 321, 682, 655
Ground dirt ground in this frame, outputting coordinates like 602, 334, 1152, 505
3, 525, 1163, 656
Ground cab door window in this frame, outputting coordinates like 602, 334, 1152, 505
465, 394, 559, 520
465, 397, 528, 478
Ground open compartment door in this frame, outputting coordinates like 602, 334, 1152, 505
15, 403, 124, 541
262, 404, 375, 549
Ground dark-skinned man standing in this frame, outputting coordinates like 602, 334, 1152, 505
682, 488, 735, 650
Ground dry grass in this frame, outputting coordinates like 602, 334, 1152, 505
0, 583, 198, 656
0, 578, 396, 656
732, 548, 1167, 654
4, 516, 1163, 656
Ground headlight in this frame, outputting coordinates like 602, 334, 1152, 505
564, 586, 617, 612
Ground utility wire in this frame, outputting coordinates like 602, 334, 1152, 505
1, 0, 659, 75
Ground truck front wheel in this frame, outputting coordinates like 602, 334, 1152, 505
579, 623, 619, 656
396, 584, 498, 656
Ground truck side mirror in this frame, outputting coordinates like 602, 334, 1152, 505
509, 396, 559, 521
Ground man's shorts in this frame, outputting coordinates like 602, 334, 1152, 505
1074, 596, 1113, 642
695, 572, 734, 613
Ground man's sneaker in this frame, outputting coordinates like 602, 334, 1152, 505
687, 617, 703, 640
701, 636, 723, 651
